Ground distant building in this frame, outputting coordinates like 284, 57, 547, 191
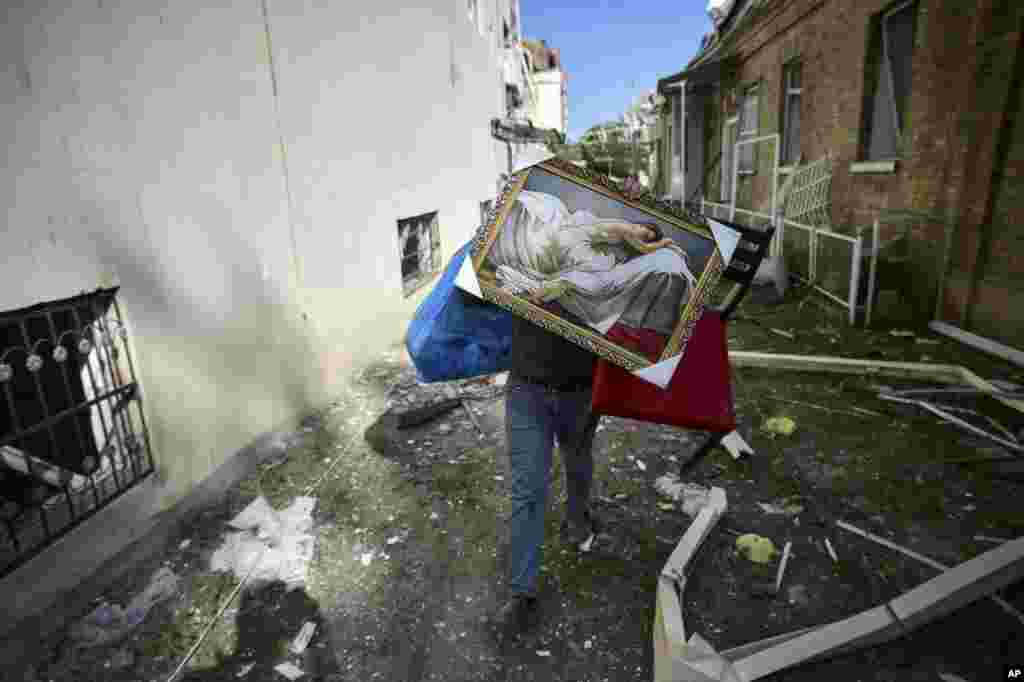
522, 39, 568, 135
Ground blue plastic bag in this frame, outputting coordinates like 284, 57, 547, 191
406, 242, 513, 383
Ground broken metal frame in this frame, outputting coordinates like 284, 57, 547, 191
701, 202, 879, 327
655, 486, 1024, 681
727, 350, 1024, 414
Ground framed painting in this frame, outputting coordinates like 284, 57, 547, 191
468, 157, 725, 375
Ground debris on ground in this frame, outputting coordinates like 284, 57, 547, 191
290, 621, 317, 654
757, 500, 804, 517
770, 328, 795, 340
654, 474, 710, 517
396, 398, 462, 429
735, 534, 777, 564
787, 584, 809, 607
69, 566, 179, 648
878, 393, 1024, 453
209, 496, 317, 590
236, 662, 255, 677
824, 537, 839, 562
720, 430, 755, 459
774, 541, 793, 592
108, 647, 135, 669
837, 520, 1024, 625
274, 661, 305, 680
762, 416, 797, 437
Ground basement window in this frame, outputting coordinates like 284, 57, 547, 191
0, 288, 154, 578
863, 0, 918, 161
398, 211, 442, 297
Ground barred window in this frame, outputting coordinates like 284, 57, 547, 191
398, 211, 442, 297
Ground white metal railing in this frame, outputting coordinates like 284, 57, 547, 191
702, 200, 880, 326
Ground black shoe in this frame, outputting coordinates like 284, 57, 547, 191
561, 510, 600, 550
487, 595, 539, 641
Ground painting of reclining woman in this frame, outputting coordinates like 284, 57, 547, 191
470, 158, 724, 372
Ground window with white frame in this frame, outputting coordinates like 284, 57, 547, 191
864, 0, 917, 160
781, 61, 802, 165
397, 211, 442, 297
737, 84, 759, 174
721, 116, 738, 202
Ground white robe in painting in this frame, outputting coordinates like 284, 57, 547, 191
487, 190, 697, 336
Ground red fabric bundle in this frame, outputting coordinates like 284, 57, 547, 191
591, 312, 736, 433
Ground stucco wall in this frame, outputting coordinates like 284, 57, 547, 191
1, 0, 510, 510
530, 70, 566, 134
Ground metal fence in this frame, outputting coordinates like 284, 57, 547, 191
0, 288, 154, 578
702, 200, 879, 326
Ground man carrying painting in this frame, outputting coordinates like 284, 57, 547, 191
487, 186, 658, 642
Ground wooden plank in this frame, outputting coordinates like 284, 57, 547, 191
662, 487, 727, 582
729, 351, 1024, 414
929, 320, 1024, 368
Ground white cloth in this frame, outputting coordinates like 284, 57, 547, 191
487, 191, 696, 334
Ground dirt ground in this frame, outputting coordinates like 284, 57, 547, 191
26, 284, 1024, 682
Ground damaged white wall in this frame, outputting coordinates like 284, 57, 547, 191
0, 0, 514, 511
0, 0, 520, 639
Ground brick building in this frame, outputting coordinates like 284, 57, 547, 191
657, 0, 1023, 344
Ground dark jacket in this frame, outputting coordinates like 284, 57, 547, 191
509, 305, 595, 385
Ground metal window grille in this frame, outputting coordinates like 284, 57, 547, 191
0, 287, 154, 579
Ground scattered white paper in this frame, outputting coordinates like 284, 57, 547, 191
274, 661, 305, 680
179, 539, 192, 550
636, 460, 647, 472
360, 551, 374, 567
579, 533, 596, 553
583, 639, 593, 650
210, 496, 318, 590
236, 662, 255, 677
536, 649, 551, 657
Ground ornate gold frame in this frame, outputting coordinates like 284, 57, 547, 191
470, 158, 724, 373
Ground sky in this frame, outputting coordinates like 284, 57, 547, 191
519, 0, 714, 143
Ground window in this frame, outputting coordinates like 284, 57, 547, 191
397, 211, 442, 297
721, 116, 738, 202
737, 84, 759, 174
781, 61, 802, 164
480, 200, 494, 227
467, 0, 478, 25
864, 1, 917, 160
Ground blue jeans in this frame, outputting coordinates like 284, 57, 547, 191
505, 375, 598, 597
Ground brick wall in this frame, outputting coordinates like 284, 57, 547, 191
703, 0, 1023, 335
